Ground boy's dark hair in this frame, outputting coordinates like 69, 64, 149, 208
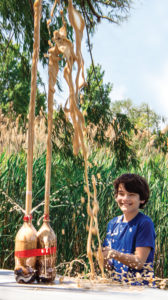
113, 173, 150, 208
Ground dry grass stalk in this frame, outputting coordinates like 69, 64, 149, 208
0, 108, 47, 156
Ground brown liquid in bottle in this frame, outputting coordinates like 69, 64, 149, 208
36, 220, 57, 282
14, 217, 37, 283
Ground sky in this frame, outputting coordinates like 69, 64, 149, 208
40, 0, 168, 124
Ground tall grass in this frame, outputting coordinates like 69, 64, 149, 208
0, 150, 168, 278
0, 108, 47, 155
141, 156, 168, 278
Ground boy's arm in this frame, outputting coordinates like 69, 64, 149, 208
102, 246, 151, 270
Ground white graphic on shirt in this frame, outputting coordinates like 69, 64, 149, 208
111, 229, 119, 236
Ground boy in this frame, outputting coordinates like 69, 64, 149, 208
102, 173, 156, 285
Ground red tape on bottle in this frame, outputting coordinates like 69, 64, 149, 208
43, 214, 49, 221
23, 215, 32, 222
15, 246, 56, 258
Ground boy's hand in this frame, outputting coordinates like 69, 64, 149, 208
102, 246, 113, 270
102, 246, 111, 259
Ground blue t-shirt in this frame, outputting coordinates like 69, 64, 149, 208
103, 212, 156, 284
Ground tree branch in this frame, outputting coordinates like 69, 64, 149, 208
2, 31, 14, 60
86, 0, 101, 22
86, 0, 129, 24
101, 15, 118, 23
81, 1, 103, 94
28, 0, 34, 20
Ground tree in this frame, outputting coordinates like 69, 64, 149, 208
111, 99, 168, 156
80, 64, 113, 148
0, 0, 133, 116
81, 64, 138, 168
0, 41, 46, 117
0, 0, 132, 65
81, 64, 112, 126
111, 99, 162, 132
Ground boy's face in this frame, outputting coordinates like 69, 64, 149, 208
115, 183, 145, 216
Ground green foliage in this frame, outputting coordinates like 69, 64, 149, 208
140, 157, 168, 278
81, 64, 112, 127
153, 130, 168, 155
0, 150, 168, 279
0, 0, 132, 63
0, 41, 46, 117
112, 113, 138, 169
111, 99, 162, 132
0, 43, 30, 115
81, 65, 138, 168
81, 64, 113, 149
52, 108, 75, 160
0, 153, 26, 268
